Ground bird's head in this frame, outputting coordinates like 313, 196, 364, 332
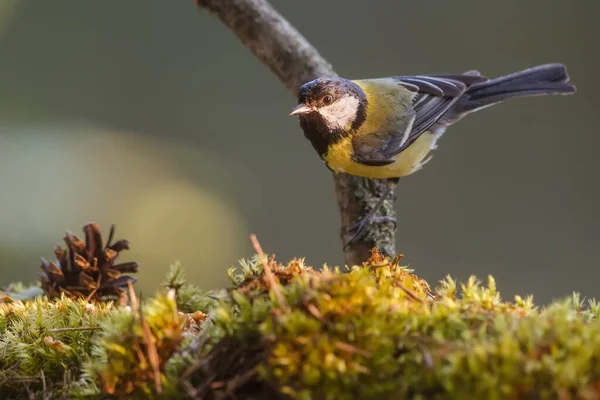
290, 77, 367, 133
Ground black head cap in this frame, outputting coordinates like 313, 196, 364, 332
297, 77, 365, 110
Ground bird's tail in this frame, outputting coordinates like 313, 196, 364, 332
451, 63, 576, 116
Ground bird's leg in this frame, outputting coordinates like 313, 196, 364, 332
343, 179, 397, 249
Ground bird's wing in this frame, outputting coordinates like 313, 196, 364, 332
352, 73, 487, 166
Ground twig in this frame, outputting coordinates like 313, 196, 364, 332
249, 233, 265, 257
126, 281, 162, 393
63, 369, 72, 398
0, 362, 20, 387
84, 275, 102, 303
249, 234, 288, 312
40, 369, 48, 400
394, 281, 424, 304
215, 368, 258, 400
334, 340, 372, 357
48, 327, 100, 333
305, 302, 324, 322
22, 381, 34, 400
127, 280, 138, 312
196, 0, 396, 265
139, 307, 162, 394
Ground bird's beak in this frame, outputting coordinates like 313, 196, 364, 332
289, 104, 312, 116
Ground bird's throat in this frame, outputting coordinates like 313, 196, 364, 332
299, 113, 349, 158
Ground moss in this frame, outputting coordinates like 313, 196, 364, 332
162, 261, 221, 314
0, 295, 114, 398
3, 251, 600, 399
181, 250, 600, 400
0, 273, 207, 399
83, 289, 205, 399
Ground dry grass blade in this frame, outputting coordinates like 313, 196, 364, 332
249, 234, 288, 312
334, 341, 372, 357
306, 302, 324, 321
126, 280, 162, 394
394, 281, 425, 304
139, 308, 162, 394
127, 280, 138, 312
40, 370, 46, 399
84, 275, 102, 303
47, 327, 100, 333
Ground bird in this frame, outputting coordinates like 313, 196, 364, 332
289, 63, 576, 246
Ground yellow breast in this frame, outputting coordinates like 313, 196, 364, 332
324, 131, 439, 179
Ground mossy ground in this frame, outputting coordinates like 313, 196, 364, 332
1, 250, 600, 399
0, 294, 114, 398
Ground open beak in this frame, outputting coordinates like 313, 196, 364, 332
289, 104, 312, 116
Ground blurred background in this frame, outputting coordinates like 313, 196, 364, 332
0, 1, 598, 304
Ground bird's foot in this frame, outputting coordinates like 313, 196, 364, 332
343, 215, 397, 249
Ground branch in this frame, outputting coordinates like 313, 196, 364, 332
195, 0, 396, 265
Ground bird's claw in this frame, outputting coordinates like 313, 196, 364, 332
343, 215, 397, 249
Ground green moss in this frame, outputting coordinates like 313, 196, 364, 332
0, 265, 209, 399
181, 252, 600, 400
3, 251, 600, 399
0, 295, 114, 398
83, 289, 204, 399
162, 261, 221, 314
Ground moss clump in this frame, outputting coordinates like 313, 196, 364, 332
0, 295, 114, 398
162, 261, 221, 314
83, 288, 205, 399
181, 250, 600, 400
3, 250, 600, 399
0, 265, 209, 399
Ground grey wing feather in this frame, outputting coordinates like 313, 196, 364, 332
351, 73, 488, 166
381, 73, 487, 157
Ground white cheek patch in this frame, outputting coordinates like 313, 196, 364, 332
317, 96, 360, 130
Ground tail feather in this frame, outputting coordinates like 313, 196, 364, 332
452, 63, 576, 115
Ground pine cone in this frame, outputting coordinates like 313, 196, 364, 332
40, 223, 139, 303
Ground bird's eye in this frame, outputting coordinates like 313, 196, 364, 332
323, 95, 333, 105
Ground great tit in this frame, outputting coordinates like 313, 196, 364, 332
290, 63, 576, 244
